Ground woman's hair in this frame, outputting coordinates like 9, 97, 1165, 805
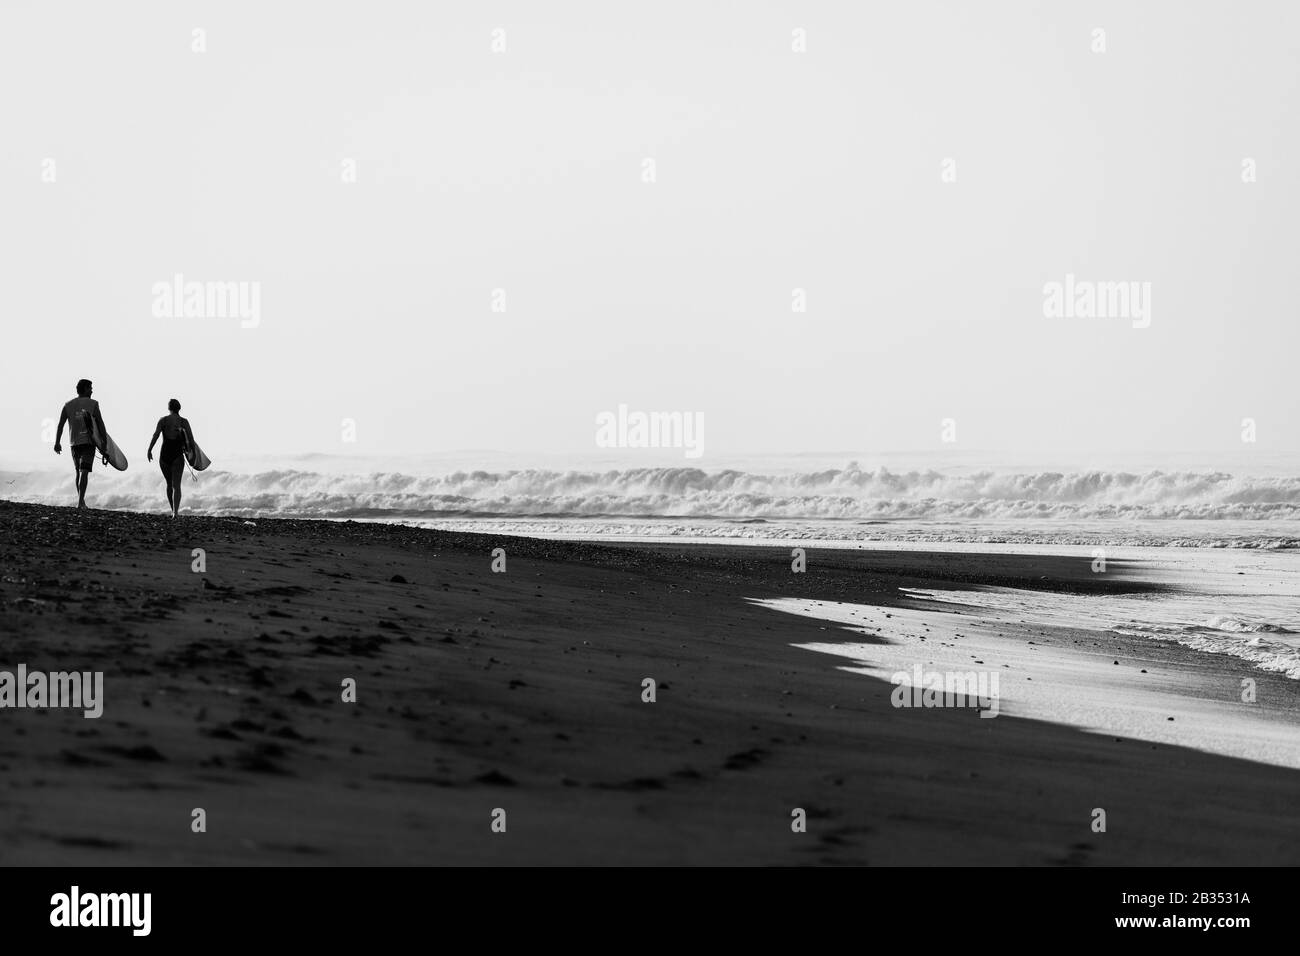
168, 399, 181, 413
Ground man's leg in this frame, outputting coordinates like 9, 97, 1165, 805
76, 467, 88, 509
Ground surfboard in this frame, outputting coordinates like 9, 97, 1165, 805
87, 413, 128, 471
185, 440, 212, 471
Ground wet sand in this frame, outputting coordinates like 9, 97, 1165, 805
1, 499, 1297, 865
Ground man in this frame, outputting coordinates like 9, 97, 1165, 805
53, 379, 109, 510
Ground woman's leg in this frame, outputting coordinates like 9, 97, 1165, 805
161, 459, 174, 512
169, 457, 185, 515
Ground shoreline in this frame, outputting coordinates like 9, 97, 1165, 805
1, 499, 1297, 865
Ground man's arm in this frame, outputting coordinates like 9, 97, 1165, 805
53, 408, 68, 453
92, 406, 109, 461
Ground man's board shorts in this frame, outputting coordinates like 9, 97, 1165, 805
71, 443, 95, 472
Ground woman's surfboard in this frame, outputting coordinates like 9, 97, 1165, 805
89, 416, 128, 471
185, 440, 212, 471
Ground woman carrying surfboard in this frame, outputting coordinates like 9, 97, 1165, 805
147, 399, 196, 518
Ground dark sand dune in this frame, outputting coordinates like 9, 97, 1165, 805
0, 500, 1296, 865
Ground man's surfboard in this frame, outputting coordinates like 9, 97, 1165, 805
185, 440, 212, 471
87, 413, 128, 471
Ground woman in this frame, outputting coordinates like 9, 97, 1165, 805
147, 399, 195, 517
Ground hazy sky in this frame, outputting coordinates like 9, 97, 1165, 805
2, 1, 1297, 467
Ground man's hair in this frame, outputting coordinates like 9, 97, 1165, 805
168, 399, 181, 413
76, 379, 92, 396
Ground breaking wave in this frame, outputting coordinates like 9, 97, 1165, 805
6, 465, 1300, 522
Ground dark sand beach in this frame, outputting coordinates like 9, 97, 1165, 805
1, 499, 1296, 866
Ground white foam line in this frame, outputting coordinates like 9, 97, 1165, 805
753, 595, 1300, 770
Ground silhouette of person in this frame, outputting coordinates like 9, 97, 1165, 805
53, 379, 109, 510
148, 399, 195, 517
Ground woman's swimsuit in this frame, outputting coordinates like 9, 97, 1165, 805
158, 418, 188, 472
160, 437, 185, 471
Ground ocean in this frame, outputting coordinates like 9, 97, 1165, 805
6, 451, 1298, 679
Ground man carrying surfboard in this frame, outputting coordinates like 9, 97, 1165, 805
147, 399, 196, 518
53, 379, 109, 510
